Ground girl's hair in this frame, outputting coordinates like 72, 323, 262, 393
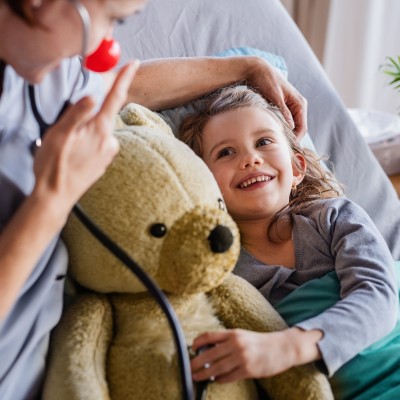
179, 85, 344, 242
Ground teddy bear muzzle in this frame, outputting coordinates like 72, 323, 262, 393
156, 207, 240, 294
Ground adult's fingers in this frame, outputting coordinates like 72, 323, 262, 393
191, 339, 230, 374
277, 99, 295, 131
192, 353, 239, 382
191, 331, 231, 352
53, 96, 96, 134
100, 60, 140, 118
286, 90, 308, 138
293, 102, 308, 138
214, 365, 245, 383
293, 111, 307, 138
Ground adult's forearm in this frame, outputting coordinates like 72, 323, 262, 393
0, 192, 67, 321
128, 56, 263, 110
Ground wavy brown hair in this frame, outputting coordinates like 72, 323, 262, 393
179, 85, 344, 242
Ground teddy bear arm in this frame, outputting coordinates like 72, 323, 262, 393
42, 294, 113, 400
208, 273, 288, 332
209, 274, 334, 399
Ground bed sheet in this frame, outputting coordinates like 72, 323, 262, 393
275, 261, 400, 400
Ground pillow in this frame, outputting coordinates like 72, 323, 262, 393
158, 47, 317, 153
215, 47, 288, 79
274, 261, 400, 400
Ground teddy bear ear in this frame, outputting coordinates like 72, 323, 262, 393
118, 103, 174, 137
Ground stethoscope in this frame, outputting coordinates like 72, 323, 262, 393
29, 0, 121, 141
28, 1, 196, 399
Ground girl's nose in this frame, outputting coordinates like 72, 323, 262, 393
240, 151, 264, 169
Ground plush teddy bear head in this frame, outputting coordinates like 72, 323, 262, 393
63, 104, 240, 296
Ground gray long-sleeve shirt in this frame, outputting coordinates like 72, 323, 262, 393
233, 197, 398, 376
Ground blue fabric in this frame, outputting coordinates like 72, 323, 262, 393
275, 261, 400, 400
215, 47, 288, 78
0, 58, 102, 400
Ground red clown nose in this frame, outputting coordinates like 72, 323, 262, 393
84, 39, 121, 72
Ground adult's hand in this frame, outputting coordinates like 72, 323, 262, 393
33, 61, 139, 214
246, 57, 308, 138
0, 61, 138, 321
130, 56, 307, 137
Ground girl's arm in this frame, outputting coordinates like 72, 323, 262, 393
125, 56, 308, 137
0, 63, 137, 322
0, 190, 67, 321
294, 198, 398, 376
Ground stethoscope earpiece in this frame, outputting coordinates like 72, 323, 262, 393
84, 38, 121, 73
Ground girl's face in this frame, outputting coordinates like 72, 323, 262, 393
201, 107, 305, 222
1, 0, 148, 83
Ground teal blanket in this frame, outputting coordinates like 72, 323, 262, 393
275, 261, 400, 400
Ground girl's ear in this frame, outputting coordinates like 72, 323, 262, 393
292, 152, 306, 187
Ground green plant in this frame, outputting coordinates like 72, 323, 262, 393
381, 56, 400, 93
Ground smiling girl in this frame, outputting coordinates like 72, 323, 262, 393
180, 85, 397, 386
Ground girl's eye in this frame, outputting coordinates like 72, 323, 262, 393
116, 18, 126, 25
256, 138, 272, 147
217, 148, 234, 159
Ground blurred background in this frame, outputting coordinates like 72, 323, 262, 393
281, 0, 400, 115
281, 0, 400, 184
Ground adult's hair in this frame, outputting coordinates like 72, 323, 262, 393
179, 85, 344, 242
5, 0, 42, 25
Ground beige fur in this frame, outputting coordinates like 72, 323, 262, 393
42, 104, 333, 400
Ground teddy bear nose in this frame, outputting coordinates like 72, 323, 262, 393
208, 225, 234, 253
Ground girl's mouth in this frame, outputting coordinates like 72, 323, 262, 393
238, 174, 274, 189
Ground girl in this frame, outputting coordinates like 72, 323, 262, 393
180, 86, 397, 385
0, 1, 306, 398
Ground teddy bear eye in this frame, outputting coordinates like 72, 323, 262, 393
149, 223, 168, 238
218, 198, 226, 211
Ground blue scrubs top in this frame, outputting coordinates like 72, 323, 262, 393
0, 58, 104, 399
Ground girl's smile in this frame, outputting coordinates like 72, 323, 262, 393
201, 107, 303, 222
237, 173, 275, 189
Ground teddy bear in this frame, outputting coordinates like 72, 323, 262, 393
42, 104, 333, 400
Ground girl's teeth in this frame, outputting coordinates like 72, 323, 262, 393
240, 175, 270, 188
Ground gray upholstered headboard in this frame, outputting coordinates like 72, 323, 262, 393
115, 0, 400, 259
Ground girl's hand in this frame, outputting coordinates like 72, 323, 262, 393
33, 61, 140, 215
191, 328, 322, 383
247, 58, 308, 138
